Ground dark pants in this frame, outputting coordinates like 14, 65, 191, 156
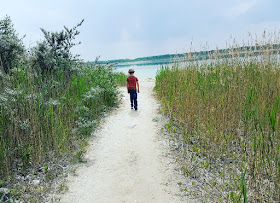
128, 89, 137, 110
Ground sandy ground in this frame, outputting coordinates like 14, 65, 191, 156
59, 80, 191, 203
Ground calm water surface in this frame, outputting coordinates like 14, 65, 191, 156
113, 65, 162, 80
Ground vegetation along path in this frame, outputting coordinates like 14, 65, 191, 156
59, 79, 190, 203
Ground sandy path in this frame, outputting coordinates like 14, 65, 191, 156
59, 80, 189, 203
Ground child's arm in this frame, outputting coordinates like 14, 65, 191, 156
137, 81, 140, 93
127, 80, 129, 93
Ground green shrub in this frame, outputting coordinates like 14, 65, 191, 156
0, 15, 24, 73
0, 17, 121, 180
31, 20, 84, 79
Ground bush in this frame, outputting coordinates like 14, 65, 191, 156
0, 15, 24, 73
31, 20, 84, 78
0, 17, 121, 182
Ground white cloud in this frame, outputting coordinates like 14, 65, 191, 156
233, 0, 256, 15
226, 0, 257, 18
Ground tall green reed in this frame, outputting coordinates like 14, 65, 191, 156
155, 32, 280, 201
113, 72, 128, 86
0, 63, 120, 178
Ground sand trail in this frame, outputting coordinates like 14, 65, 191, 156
59, 80, 190, 203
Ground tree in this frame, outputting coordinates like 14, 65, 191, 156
0, 15, 24, 73
32, 19, 84, 78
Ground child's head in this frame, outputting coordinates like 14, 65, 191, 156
128, 69, 135, 75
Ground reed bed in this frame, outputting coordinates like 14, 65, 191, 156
0, 63, 121, 180
113, 71, 128, 86
155, 33, 280, 202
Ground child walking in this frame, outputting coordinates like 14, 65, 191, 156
127, 69, 139, 110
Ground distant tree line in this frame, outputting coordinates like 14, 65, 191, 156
97, 43, 280, 66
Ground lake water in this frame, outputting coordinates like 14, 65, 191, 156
113, 65, 162, 80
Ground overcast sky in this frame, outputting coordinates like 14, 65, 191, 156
1, 0, 280, 61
